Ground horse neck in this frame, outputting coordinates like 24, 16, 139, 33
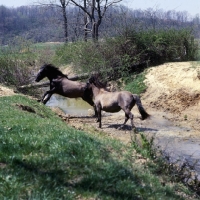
46, 73, 57, 81
91, 84, 101, 97
47, 73, 66, 81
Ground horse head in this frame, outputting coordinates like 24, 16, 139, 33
35, 64, 68, 82
35, 64, 47, 82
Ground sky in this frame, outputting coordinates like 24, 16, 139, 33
124, 0, 200, 17
0, 0, 200, 17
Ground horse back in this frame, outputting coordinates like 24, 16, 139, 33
118, 91, 136, 108
53, 78, 86, 98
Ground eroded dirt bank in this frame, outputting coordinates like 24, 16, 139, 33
143, 61, 200, 133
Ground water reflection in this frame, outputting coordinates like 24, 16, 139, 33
46, 94, 92, 115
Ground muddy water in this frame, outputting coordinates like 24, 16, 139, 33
46, 96, 200, 179
46, 94, 92, 115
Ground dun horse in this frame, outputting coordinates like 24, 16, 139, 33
35, 64, 94, 107
88, 76, 150, 130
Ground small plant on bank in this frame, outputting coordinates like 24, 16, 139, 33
123, 72, 147, 95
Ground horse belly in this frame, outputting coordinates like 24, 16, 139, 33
62, 88, 84, 98
103, 107, 121, 113
101, 103, 121, 113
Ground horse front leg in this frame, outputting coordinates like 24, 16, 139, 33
41, 87, 56, 104
41, 91, 48, 102
98, 112, 102, 128
96, 105, 102, 128
81, 92, 97, 117
42, 93, 53, 104
94, 106, 98, 118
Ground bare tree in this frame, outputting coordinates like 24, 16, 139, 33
70, 0, 122, 42
60, 0, 70, 42
144, 8, 160, 30
35, 0, 70, 42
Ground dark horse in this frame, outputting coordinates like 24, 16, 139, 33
35, 64, 94, 107
88, 76, 150, 130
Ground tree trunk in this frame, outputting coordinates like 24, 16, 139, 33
84, 0, 88, 42
60, 0, 68, 43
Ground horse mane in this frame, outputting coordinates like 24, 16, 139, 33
43, 64, 68, 78
89, 75, 109, 90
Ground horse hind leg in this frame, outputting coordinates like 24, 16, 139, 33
123, 114, 129, 126
120, 110, 135, 130
127, 112, 137, 132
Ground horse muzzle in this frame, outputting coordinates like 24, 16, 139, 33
35, 74, 42, 82
35, 77, 41, 82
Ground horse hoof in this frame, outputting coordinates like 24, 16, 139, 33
133, 127, 138, 133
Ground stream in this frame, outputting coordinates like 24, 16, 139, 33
46, 94, 92, 115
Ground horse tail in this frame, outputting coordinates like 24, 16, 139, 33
133, 94, 150, 120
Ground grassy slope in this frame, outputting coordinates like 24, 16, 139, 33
0, 94, 196, 199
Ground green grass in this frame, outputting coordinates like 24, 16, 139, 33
32, 42, 63, 51
0, 41, 63, 68
0, 94, 197, 199
123, 72, 147, 95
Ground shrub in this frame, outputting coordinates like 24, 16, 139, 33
0, 37, 45, 89
123, 72, 147, 95
0, 55, 32, 87
54, 28, 199, 81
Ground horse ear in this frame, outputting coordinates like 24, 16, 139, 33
88, 76, 94, 83
41, 64, 47, 70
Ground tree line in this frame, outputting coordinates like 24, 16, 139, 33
0, 4, 200, 45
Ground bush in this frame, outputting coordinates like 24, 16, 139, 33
123, 72, 147, 95
54, 28, 199, 81
0, 37, 44, 89
128, 28, 199, 63
0, 55, 32, 87
0, 38, 34, 87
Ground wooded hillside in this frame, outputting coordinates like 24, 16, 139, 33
0, 5, 200, 44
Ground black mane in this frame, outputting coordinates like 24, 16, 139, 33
43, 64, 68, 78
89, 75, 108, 89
